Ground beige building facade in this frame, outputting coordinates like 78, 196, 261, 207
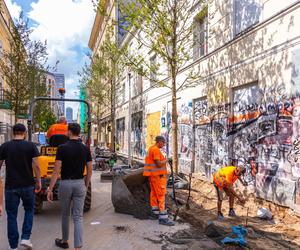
0, 0, 15, 143
110, 0, 300, 211
88, 0, 117, 147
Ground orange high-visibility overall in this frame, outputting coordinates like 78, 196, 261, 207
213, 166, 239, 190
144, 145, 168, 214
47, 124, 68, 138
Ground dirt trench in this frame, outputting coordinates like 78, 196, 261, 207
172, 177, 300, 249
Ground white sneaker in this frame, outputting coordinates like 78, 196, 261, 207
20, 239, 33, 249
8, 248, 17, 250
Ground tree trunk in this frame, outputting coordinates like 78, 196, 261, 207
171, 76, 179, 173
14, 100, 19, 125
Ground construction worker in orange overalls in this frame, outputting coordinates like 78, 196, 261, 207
144, 136, 175, 226
47, 116, 68, 146
213, 166, 247, 220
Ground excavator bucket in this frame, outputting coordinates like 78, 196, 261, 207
111, 168, 151, 219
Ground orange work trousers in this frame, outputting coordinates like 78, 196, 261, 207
149, 175, 167, 212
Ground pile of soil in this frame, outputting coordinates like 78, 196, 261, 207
171, 177, 300, 249
111, 168, 151, 219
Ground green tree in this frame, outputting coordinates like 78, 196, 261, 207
0, 13, 53, 125
0, 14, 30, 123
36, 106, 57, 132
80, 18, 127, 151
119, 0, 204, 173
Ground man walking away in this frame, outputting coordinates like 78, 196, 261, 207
213, 165, 247, 220
144, 136, 174, 226
47, 123, 92, 250
0, 124, 41, 250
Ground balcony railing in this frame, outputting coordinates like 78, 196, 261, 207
0, 88, 12, 110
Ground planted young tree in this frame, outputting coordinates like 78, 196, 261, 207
119, 0, 205, 173
79, 53, 111, 143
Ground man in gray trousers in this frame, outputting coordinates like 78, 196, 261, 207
47, 123, 92, 250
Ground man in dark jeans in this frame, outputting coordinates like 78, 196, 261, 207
0, 124, 41, 250
47, 123, 92, 250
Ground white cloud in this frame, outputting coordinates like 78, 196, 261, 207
4, 0, 21, 19
28, 0, 95, 115
5, 0, 95, 116
28, 0, 94, 70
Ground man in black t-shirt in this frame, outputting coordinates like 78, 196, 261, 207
0, 124, 41, 250
47, 123, 92, 250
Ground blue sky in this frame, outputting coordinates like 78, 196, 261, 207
5, 0, 95, 117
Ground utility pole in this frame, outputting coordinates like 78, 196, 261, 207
128, 72, 132, 167
111, 79, 116, 152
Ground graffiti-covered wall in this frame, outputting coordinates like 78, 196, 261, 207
190, 78, 300, 209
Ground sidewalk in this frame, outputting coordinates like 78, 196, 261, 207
0, 172, 220, 250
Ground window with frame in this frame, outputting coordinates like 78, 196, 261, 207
193, 8, 208, 61
116, 117, 125, 150
150, 54, 157, 86
234, 0, 262, 36
133, 73, 143, 96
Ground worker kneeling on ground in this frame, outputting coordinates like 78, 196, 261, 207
144, 136, 174, 226
47, 116, 68, 146
213, 165, 247, 220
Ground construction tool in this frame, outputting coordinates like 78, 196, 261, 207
168, 158, 180, 221
185, 173, 192, 210
245, 207, 250, 227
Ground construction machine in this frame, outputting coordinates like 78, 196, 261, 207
27, 96, 92, 214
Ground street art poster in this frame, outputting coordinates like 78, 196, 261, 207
131, 111, 144, 158
116, 118, 125, 153
194, 98, 212, 175
166, 99, 193, 173
146, 112, 161, 149
291, 48, 300, 97
194, 98, 209, 125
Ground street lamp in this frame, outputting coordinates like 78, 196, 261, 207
128, 72, 132, 167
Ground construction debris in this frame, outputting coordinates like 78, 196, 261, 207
257, 207, 273, 220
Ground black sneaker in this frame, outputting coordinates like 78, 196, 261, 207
217, 212, 224, 221
55, 238, 69, 249
228, 209, 237, 217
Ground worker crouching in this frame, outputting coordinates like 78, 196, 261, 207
213, 166, 247, 220
144, 136, 175, 226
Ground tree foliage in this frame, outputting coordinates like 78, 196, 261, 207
0, 13, 55, 126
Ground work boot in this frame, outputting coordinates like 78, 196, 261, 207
20, 239, 33, 249
228, 209, 237, 217
149, 208, 159, 220
217, 211, 224, 221
55, 238, 69, 249
159, 218, 175, 226
149, 212, 159, 220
